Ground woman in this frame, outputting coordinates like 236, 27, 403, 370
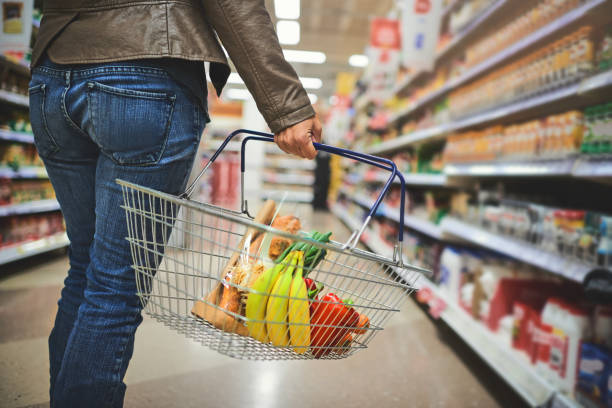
30, 1, 321, 406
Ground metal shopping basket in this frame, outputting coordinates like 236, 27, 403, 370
118, 129, 429, 360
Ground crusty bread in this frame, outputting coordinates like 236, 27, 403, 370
269, 215, 301, 260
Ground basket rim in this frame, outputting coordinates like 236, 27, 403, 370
116, 178, 431, 279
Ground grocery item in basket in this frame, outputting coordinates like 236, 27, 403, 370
310, 293, 360, 358
288, 252, 310, 354
266, 251, 301, 347
268, 215, 301, 260
190, 200, 277, 335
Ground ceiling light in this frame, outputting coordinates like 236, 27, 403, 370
274, 0, 300, 19
225, 88, 251, 100
227, 72, 320, 90
300, 77, 322, 89
227, 72, 243, 84
349, 54, 369, 67
277, 20, 300, 45
307, 93, 318, 103
283, 49, 326, 64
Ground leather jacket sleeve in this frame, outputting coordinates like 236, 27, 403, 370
200, 0, 315, 133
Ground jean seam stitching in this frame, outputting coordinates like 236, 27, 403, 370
61, 83, 90, 139
32, 84, 61, 156
89, 81, 172, 100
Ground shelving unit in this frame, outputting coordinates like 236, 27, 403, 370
331, 205, 579, 408
0, 166, 48, 178
0, 129, 34, 143
0, 199, 60, 217
370, 70, 612, 155
0, 55, 69, 265
440, 217, 593, 282
0, 89, 29, 107
0, 232, 69, 266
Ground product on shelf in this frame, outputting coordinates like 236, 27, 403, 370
0, 179, 55, 205
582, 102, 612, 154
447, 0, 496, 37
464, 0, 583, 70
577, 343, 612, 407
456, 192, 612, 269
449, 26, 596, 118
0, 110, 32, 133
0, 212, 65, 248
0, 142, 43, 170
443, 109, 585, 162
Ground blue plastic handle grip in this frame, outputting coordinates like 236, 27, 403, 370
209, 129, 407, 243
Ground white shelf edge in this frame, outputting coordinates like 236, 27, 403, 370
440, 217, 593, 282
368, 70, 612, 155
0, 199, 60, 217
0, 89, 29, 107
340, 188, 444, 239
0, 232, 69, 265
0, 129, 34, 143
263, 175, 314, 186
0, 166, 48, 179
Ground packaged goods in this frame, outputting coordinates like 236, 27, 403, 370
449, 27, 596, 119
443, 109, 585, 163
577, 343, 611, 406
594, 306, 612, 349
582, 103, 612, 154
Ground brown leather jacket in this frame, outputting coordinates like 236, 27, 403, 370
33, 0, 315, 133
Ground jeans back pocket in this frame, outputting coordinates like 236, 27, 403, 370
86, 81, 176, 166
29, 83, 60, 158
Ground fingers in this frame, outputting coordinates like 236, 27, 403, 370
312, 116, 323, 144
274, 117, 320, 159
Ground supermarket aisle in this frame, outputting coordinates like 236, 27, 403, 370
0, 211, 524, 408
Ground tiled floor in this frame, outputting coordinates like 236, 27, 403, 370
0, 211, 526, 408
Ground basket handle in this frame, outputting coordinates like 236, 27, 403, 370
184, 129, 407, 253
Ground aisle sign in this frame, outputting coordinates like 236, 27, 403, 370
0, 0, 33, 54
365, 18, 401, 101
401, 0, 442, 71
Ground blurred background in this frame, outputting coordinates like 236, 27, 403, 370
1, 0, 612, 407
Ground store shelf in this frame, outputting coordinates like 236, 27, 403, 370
265, 158, 316, 171
0, 129, 34, 143
447, 0, 608, 100
341, 188, 444, 240
445, 158, 576, 177
368, 70, 612, 155
440, 217, 593, 282
0, 166, 48, 179
0, 199, 60, 217
205, 139, 242, 153
263, 173, 314, 186
360, 171, 448, 186
436, 0, 508, 59
0, 90, 29, 107
332, 204, 578, 407
572, 156, 612, 177
260, 189, 313, 203
0, 55, 30, 77
414, 278, 561, 407
0, 232, 69, 266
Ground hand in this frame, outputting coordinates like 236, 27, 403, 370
274, 115, 322, 160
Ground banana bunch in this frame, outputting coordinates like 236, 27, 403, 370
245, 251, 311, 353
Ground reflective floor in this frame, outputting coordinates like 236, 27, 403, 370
0, 210, 526, 408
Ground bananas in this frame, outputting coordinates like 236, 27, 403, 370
266, 252, 299, 346
288, 253, 310, 353
246, 250, 311, 353
245, 261, 285, 342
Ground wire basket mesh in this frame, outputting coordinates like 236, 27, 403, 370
119, 179, 422, 360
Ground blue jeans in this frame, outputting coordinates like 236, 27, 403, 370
29, 57, 207, 407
